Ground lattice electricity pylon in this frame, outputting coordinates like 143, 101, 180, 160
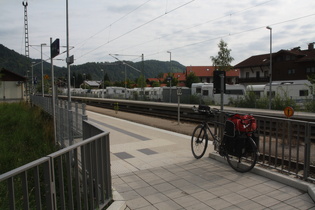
22, 1, 29, 58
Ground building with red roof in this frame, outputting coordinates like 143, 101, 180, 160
185, 66, 240, 84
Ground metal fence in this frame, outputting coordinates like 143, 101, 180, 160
212, 112, 315, 182
254, 115, 315, 182
31, 96, 86, 147
0, 96, 113, 209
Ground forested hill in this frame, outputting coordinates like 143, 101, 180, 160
0, 44, 185, 81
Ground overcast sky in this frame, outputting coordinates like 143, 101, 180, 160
1, 0, 315, 68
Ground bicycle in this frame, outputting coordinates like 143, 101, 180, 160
191, 105, 259, 173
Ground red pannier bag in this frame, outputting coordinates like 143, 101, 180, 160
227, 114, 257, 135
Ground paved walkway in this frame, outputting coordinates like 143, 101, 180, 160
87, 109, 315, 210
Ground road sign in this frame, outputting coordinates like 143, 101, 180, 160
177, 87, 182, 96
51, 38, 60, 58
284, 106, 294, 118
213, 71, 226, 94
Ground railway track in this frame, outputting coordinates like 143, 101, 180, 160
63, 96, 315, 122
63, 96, 314, 182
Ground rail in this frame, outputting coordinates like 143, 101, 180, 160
0, 96, 113, 209
69, 97, 315, 182
254, 115, 315, 182
31, 95, 87, 147
61, 96, 315, 122
194, 109, 315, 182
0, 120, 112, 210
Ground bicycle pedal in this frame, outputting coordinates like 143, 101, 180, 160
219, 150, 226, 156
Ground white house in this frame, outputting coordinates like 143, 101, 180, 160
0, 68, 26, 102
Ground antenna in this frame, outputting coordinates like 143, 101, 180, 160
22, 1, 29, 58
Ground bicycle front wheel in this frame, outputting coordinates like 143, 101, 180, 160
191, 125, 208, 159
226, 136, 257, 173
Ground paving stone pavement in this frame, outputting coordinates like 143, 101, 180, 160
86, 107, 315, 210
113, 158, 315, 210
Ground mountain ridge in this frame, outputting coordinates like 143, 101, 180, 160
0, 44, 186, 81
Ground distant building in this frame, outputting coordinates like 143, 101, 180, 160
80, 80, 101, 89
146, 78, 160, 86
185, 66, 240, 84
0, 68, 26, 102
234, 43, 315, 85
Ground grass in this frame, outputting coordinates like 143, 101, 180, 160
0, 102, 57, 174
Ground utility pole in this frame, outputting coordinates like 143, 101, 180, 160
66, 0, 71, 105
141, 54, 145, 100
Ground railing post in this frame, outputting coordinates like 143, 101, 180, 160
8, 177, 15, 210
44, 158, 56, 210
82, 103, 88, 122
304, 122, 311, 181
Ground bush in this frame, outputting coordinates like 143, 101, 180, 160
272, 93, 298, 110
229, 91, 257, 108
0, 102, 56, 174
304, 100, 315, 112
229, 92, 298, 110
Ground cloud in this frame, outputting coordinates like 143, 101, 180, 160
1, 0, 315, 68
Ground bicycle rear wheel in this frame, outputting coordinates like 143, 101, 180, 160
226, 137, 257, 173
191, 125, 208, 159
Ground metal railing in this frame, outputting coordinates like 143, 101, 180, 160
31, 96, 86, 147
212, 112, 315, 182
0, 96, 113, 209
254, 115, 315, 182
0, 121, 112, 210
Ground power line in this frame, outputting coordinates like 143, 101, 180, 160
144, 12, 315, 59
75, 0, 195, 61
74, 0, 153, 52
118, 0, 275, 53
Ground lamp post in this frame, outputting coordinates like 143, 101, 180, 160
167, 51, 172, 103
266, 26, 272, 110
124, 64, 127, 99
26, 70, 30, 99
31, 61, 35, 95
101, 69, 104, 98
83, 73, 86, 89
41, 43, 46, 96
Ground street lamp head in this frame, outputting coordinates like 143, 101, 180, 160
167, 51, 171, 53
41, 43, 47, 46
266, 26, 272, 30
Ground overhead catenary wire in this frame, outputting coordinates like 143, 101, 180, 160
143, 12, 315, 60
30, 0, 314, 66
75, 0, 195, 62
118, 0, 276, 53
73, 0, 153, 53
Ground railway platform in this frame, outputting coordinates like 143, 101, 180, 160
86, 108, 315, 209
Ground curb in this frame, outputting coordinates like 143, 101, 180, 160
107, 188, 127, 210
209, 152, 315, 202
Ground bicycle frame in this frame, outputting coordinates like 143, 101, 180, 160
191, 105, 258, 172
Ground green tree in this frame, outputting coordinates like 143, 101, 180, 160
104, 80, 112, 87
163, 73, 178, 87
136, 75, 146, 88
185, 72, 200, 88
152, 81, 160, 87
210, 39, 234, 71
104, 73, 110, 82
